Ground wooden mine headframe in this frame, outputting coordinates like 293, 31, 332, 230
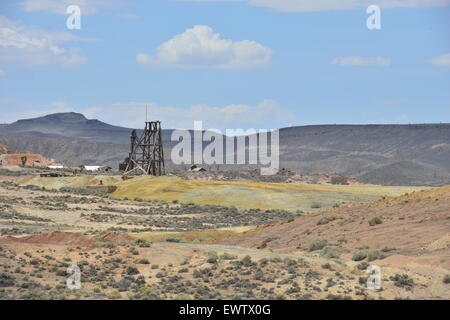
120, 121, 165, 176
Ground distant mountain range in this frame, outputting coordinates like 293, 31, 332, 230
1, 112, 449, 186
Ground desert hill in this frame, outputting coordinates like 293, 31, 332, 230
0, 143, 19, 154
0, 112, 175, 145
0, 134, 129, 167
0, 142, 61, 167
221, 186, 450, 256
0, 112, 137, 144
1, 113, 450, 185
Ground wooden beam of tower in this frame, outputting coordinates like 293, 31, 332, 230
121, 121, 165, 176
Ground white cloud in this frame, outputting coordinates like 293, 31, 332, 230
0, 15, 88, 68
431, 53, 450, 67
137, 25, 272, 69
20, 0, 121, 15
85, 100, 291, 129
331, 56, 392, 67
179, 0, 450, 12
2, 99, 292, 129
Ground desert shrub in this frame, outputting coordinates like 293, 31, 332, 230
132, 286, 160, 300
207, 251, 218, 264
284, 258, 297, 267
192, 237, 214, 243
165, 236, 182, 243
326, 278, 337, 288
60, 186, 106, 196
317, 215, 337, 225
368, 217, 383, 226
79, 260, 89, 266
352, 251, 368, 261
180, 259, 189, 265
443, 275, 450, 284
305, 270, 321, 280
55, 269, 66, 277
151, 264, 159, 269
129, 248, 139, 255
321, 263, 332, 270
134, 239, 151, 248
240, 255, 254, 267
220, 253, 237, 260
311, 202, 322, 209
125, 266, 139, 275
353, 250, 383, 262
357, 262, 370, 270
320, 246, 343, 259
390, 274, 414, 289
0, 273, 15, 287
270, 257, 282, 263
331, 176, 349, 185
107, 290, 121, 299
326, 294, 352, 300
136, 259, 150, 265
113, 277, 133, 292
259, 258, 269, 266
308, 239, 328, 252
367, 250, 381, 262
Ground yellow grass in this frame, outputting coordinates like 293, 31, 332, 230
111, 175, 426, 211
16, 175, 122, 190
17, 174, 427, 211
130, 226, 254, 243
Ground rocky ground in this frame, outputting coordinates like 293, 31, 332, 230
0, 171, 448, 300
0, 181, 299, 236
1, 233, 426, 300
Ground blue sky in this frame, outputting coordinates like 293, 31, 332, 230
0, 0, 449, 130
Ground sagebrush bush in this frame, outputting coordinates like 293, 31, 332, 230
320, 246, 343, 259
308, 239, 328, 252
352, 251, 368, 261
368, 217, 383, 226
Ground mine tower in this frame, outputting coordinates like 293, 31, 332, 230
119, 121, 165, 176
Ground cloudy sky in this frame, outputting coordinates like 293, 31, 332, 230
0, 0, 449, 130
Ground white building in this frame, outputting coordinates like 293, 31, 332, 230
47, 165, 64, 169
82, 165, 112, 172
